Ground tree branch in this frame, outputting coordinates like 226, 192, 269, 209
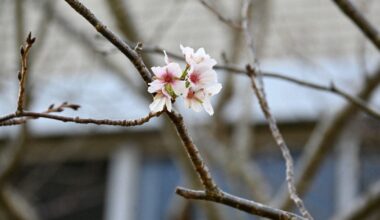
105, 0, 155, 68
332, 0, 380, 51
332, 181, 380, 220
167, 111, 219, 192
176, 187, 306, 220
64, 0, 152, 84
0, 110, 162, 127
16, 33, 35, 114
247, 65, 313, 219
198, 0, 242, 29
273, 65, 380, 211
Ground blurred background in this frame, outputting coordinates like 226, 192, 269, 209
0, 0, 380, 219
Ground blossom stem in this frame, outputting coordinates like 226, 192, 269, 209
180, 64, 190, 80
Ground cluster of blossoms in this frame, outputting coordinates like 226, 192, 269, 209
148, 45, 222, 115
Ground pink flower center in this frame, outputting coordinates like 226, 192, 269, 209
187, 90, 195, 99
190, 73, 200, 84
162, 72, 174, 83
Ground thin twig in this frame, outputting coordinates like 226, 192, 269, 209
0, 110, 163, 127
332, 0, 380, 51
167, 111, 220, 193
240, 0, 266, 99
198, 0, 242, 29
331, 181, 380, 220
176, 187, 306, 220
65, 0, 152, 84
37, 0, 141, 94
272, 66, 380, 212
221, 65, 380, 120
162, 120, 223, 220
16, 32, 35, 114
247, 65, 313, 220
241, 0, 311, 217
105, 0, 156, 70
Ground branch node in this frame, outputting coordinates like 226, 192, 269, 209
16, 32, 36, 114
134, 42, 143, 54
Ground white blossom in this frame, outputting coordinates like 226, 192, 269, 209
148, 62, 187, 97
148, 45, 222, 115
149, 91, 172, 113
188, 63, 218, 90
180, 45, 216, 67
184, 83, 222, 115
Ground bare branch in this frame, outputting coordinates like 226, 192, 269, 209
0, 109, 162, 127
35, 1, 141, 93
273, 66, 380, 211
198, 0, 242, 29
246, 65, 313, 219
176, 187, 306, 220
16, 32, 35, 114
0, 185, 39, 220
200, 135, 272, 204
240, 0, 265, 97
162, 120, 223, 220
332, 181, 380, 220
105, 0, 155, 69
167, 111, 219, 192
64, 0, 152, 84
332, 0, 380, 51
219, 65, 380, 120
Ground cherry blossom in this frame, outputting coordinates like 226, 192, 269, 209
149, 91, 172, 113
188, 63, 219, 89
184, 83, 222, 115
148, 62, 187, 95
147, 59, 187, 113
148, 45, 222, 115
180, 45, 217, 67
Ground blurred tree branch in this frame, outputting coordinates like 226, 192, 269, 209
32, 1, 146, 100
332, 0, 380, 51
273, 65, 380, 211
247, 65, 313, 219
332, 180, 380, 220
106, 0, 155, 69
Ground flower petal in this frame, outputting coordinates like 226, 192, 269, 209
203, 58, 217, 67
149, 94, 166, 112
205, 83, 222, 96
148, 80, 165, 93
164, 50, 170, 64
191, 100, 203, 112
202, 98, 214, 115
166, 62, 182, 78
199, 69, 218, 85
172, 80, 187, 96
151, 66, 166, 78
165, 97, 172, 112
180, 45, 194, 59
